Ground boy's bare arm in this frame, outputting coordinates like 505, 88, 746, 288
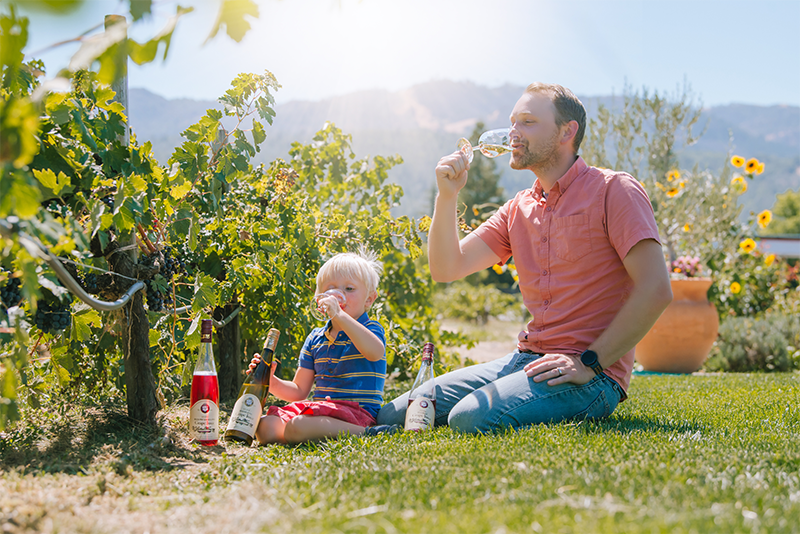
331, 312, 385, 361
268, 366, 315, 402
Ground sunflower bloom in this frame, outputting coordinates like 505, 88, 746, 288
683, 223, 692, 232
730, 282, 742, 294
666, 170, 680, 182
492, 264, 504, 275
655, 182, 666, 191
739, 238, 757, 254
745, 158, 759, 173
764, 254, 776, 267
666, 187, 680, 198
757, 209, 772, 229
731, 156, 745, 167
731, 175, 747, 194
756, 162, 765, 175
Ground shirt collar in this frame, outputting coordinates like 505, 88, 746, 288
323, 311, 371, 338
531, 156, 587, 199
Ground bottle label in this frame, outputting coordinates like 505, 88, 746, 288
225, 393, 261, 437
405, 397, 435, 431
190, 399, 219, 441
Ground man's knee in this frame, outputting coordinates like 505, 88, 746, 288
447, 404, 484, 434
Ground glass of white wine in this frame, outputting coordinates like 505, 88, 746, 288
308, 289, 346, 322
457, 128, 513, 164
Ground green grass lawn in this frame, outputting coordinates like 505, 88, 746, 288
2, 373, 799, 533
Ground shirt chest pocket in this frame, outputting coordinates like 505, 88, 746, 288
553, 213, 593, 262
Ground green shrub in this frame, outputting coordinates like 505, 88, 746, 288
705, 312, 800, 372
432, 279, 522, 325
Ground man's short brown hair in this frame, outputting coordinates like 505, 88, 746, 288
525, 83, 587, 154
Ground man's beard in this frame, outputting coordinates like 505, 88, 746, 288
510, 128, 561, 171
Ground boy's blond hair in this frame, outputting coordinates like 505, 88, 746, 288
315, 248, 383, 298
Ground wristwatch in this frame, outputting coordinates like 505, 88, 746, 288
580, 349, 603, 375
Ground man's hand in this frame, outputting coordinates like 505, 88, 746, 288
523, 353, 596, 386
435, 150, 470, 199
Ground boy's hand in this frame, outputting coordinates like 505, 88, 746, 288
318, 293, 342, 319
245, 353, 261, 375
245, 353, 279, 376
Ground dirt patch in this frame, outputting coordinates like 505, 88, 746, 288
441, 317, 525, 363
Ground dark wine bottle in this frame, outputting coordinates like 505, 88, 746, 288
404, 342, 436, 431
224, 328, 281, 445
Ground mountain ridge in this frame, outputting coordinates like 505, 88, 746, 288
128, 81, 799, 217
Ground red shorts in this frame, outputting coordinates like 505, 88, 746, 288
266, 399, 376, 427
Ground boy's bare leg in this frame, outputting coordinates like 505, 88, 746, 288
255, 414, 287, 445
283, 415, 366, 444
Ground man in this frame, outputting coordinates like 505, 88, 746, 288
377, 83, 673, 433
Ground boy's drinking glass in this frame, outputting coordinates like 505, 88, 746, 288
309, 289, 346, 321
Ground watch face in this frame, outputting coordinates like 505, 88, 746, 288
581, 350, 597, 365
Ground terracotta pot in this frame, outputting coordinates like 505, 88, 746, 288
635, 278, 719, 374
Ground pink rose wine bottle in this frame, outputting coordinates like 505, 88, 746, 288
190, 319, 219, 445
404, 342, 436, 431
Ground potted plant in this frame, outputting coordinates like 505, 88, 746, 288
582, 88, 774, 372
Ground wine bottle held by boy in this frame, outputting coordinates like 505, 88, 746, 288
225, 328, 281, 445
405, 342, 436, 431
190, 319, 220, 445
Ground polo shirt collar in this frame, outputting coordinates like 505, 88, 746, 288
324, 311, 371, 336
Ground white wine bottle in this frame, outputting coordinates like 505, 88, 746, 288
190, 319, 219, 445
404, 342, 436, 431
224, 328, 281, 445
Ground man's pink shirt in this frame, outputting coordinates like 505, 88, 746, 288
472, 157, 661, 394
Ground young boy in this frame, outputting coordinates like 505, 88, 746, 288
251, 250, 395, 444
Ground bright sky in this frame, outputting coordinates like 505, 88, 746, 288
14, 0, 800, 107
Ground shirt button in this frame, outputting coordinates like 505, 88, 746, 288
541, 237, 548, 242
543, 300, 549, 306
542, 270, 548, 276
546, 206, 553, 212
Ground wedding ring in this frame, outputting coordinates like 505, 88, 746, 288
556, 367, 563, 376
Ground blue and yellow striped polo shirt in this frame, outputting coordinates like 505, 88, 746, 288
298, 313, 386, 418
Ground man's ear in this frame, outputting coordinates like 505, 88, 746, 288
560, 120, 579, 146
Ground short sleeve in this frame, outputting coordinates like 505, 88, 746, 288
298, 330, 318, 370
604, 174, 662, 260
471, 196, 516, 264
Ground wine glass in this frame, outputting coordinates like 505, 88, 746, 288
308, 289, 346, 322
457, 128, 512, 164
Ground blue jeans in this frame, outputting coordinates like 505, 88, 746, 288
377, 351, 623, 434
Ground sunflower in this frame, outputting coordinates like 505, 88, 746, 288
745, 158, 759, 173
757, 209, 772, 229
666, 187, 680, 198
731, 156, 745, 167
764, 254, 776, 267
666, 170, 680, 182
739, 238, 757, 254
756, 162, 765, 175
683, 223, 692, 232
730, 282, 742, 294
492, 264, 504, 275
730, 175, 747, 194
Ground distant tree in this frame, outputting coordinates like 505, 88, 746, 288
459, 121, 505, 229
764, 188, 800, 235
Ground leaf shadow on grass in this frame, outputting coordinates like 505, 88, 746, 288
0, 405, 220, 475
